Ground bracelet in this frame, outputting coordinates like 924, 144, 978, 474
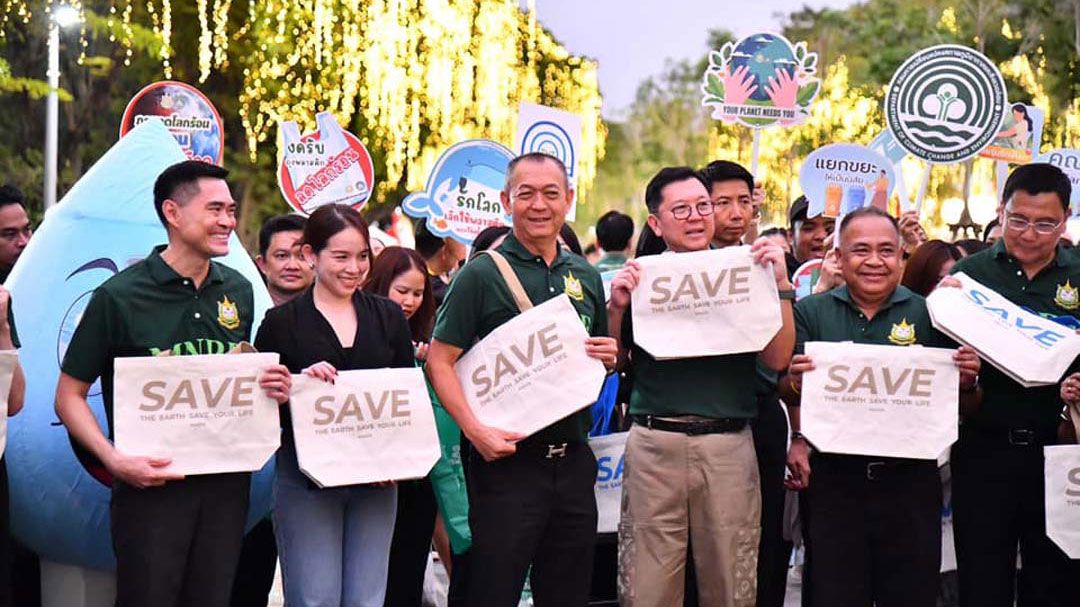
791, 431, 806, 441
789, 380, 801, 395
778, 289, 796, 301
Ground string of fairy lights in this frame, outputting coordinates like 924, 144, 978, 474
0, 0, 606, 202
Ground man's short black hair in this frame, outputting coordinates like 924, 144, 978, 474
595, 210, 634, 252
1002, 163, 1072, 213
699, 160, 754, 195
152, 160, 230, 227
504, 152, 570, 192
413, 218, 446, 260
981, 218, 1000, 242
258, 214, 307, 257
0, 185, 26, 209
644, 167, 707, 213
838, 206, 900, 243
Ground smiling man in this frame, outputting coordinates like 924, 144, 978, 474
608, 166, 795, 607
947, 163, 1080, 607
54, 160, 293, 607
426, 152, 618, 607
780, 206, 980, 607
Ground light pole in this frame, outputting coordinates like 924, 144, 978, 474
44, 4, 81, 211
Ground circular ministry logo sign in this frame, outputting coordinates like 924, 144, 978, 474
885, 45, 1006, 163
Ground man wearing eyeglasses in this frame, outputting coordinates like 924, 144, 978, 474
0, 186, 31, 283
608, 167, 795, 606
947, 163, 1079, 607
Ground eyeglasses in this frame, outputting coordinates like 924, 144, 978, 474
666, 201, 715, 220
1004, 214, 1062, 235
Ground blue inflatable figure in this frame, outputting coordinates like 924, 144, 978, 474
6, 119, 274, 570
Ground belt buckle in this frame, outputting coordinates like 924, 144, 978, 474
866, 462, 886, 481
546, 443, 568, 459
1009, 429, 1034, 446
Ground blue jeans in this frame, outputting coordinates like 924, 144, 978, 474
273, 446, 398, 607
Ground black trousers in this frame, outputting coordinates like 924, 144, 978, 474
465, 442, 597, 607
384, 477, 438, 607
229, 517, 277, 607
951, 425, 1080, 607
806, 454, 940, 607
752, 393, 793, 607
112, 472, 250, 607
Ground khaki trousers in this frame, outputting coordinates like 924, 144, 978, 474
618, 424, 761, 607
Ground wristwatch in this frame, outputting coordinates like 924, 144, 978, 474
790, 430, 806, 441
778, 289, 796, 301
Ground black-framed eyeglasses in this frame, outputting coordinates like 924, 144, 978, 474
1004, 213, 1062, 235
666, 201, 715, 221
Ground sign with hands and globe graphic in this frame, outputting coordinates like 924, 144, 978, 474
886, 45, 1007, 163
701, 32, 822, 128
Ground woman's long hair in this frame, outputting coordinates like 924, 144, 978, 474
363, 246, 435, 342
900, 240, 962, 297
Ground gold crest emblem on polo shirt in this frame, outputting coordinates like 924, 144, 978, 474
563, 270, 584, 301
1055, 280, 1079, 310
217, 296, 240, 330
888, 318, 916, 346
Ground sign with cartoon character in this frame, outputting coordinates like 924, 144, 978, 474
6, 119, 274, 570
401, 139, 515, 245
701, 32, 821, 128
277, 112, 375, 215
1034, 149, 1080, 216
119, 81, 224, 165
800, 144, 896, 218
515, 103, 582, 221
885, 45, 1007, 164
979, 102, 1045, 164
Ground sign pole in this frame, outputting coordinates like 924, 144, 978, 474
914, 162, 932, 215
750, 129, 762, 177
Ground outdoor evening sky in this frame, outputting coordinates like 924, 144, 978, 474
524, 0, 858, 118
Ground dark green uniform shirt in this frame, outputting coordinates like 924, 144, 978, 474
433, 233, 607, 444
621, 252, 760, 419
950, 240, 1080, 430
61, 245, 254, 436
795, 285, 950, 352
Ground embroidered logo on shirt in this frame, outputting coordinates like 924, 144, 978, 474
888, 318, 917, 345
217, 296, 241, 330
564, 270, 584, 301
1055, 280, 1079, 310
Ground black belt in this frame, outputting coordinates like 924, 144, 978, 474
631, 414, 747, 436
513, 441, 587, 459
960, 421, 1056, 447
814, 453, 934, 481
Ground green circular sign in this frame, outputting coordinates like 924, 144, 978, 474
885, 45, 1006, 163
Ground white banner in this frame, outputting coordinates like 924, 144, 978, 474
631, 247, 781, 359
0, 352, 18, 458
289, 367, 439, 488
927, 272, 1080, 387
802, 342, 958, 459
591, 432, 627, 534
113, 352, 281, 476
454, 295, 606, 437
1044, 445, 1080, 559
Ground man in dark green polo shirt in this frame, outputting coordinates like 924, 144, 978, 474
947, 163, 1079, 607
54, 161, 291, 607
779, 206, 980, 607
426, 152, 617, 607
607, 166, 795, 607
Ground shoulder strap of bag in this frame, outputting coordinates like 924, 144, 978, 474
481, 250, 534, 313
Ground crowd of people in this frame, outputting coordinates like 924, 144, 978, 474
0, 152, 1076, 607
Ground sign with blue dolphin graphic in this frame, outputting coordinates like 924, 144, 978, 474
401, 139, 514, 245
5, 119, 274, 570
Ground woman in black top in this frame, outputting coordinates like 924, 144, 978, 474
254, 204, 414, 607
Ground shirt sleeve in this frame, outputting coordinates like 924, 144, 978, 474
590, 272, 608, 338
253, 308, 282, 358
387, 302, 417, 369
61, 288, 118, 384
432, 261, 486, 350
794, 300, 812, 356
